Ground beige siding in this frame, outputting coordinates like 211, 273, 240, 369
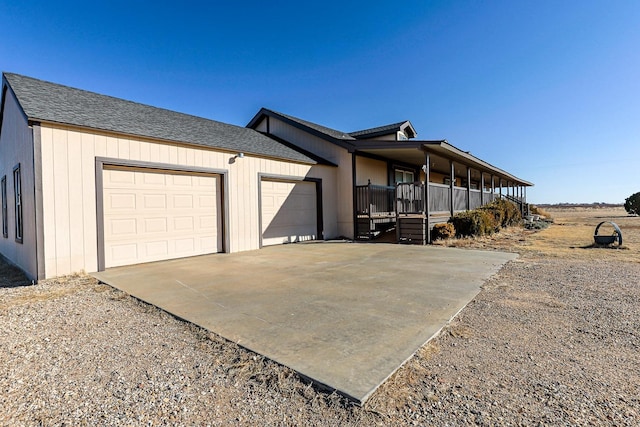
355, 156, 387, 186
0, 89, 37, 279
40, 124, 338, 277
268, 118, 353, 237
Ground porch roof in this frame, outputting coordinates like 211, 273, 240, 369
352, 139, 533, 186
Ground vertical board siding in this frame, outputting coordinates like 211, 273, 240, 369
52, 129, 71, 275
67, 131, 85, 273
0, 90, 38, 279
40, 127, 58, 278
40, 124, 337, 277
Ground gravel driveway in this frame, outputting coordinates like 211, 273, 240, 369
2, 209, 639, 425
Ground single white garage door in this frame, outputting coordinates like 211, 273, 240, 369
261, 179, 317, 246
102, 166, 222, 268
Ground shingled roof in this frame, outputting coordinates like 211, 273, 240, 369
247, 108, 357, 143
2, 73, 318, 164
349, 120, 416, 139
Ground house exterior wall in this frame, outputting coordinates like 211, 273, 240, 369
264, 117, 353, 237
0, 89, 37, 280
39, 123, 337, 278
355, 156, 387, 186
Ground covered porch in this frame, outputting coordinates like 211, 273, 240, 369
352, 140, 532, 243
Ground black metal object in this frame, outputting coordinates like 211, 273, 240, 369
594, 221, 623, 246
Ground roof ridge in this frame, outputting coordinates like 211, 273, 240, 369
2, 72, 320, 165
4, 72, 237, 129
260, 108, 356, 141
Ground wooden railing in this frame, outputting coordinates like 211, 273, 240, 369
396, 182, 423, 214
355, 182, 395, 215
428, 183, 450, 213
357, 180, 509, 240
396, 182, 502, 215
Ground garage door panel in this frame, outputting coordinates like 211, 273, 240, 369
103, 167, 222, 268
173, 194, 194, 208
261, 180, 317, 246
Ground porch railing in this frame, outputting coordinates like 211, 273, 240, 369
357, 181, 512, 240
355, 182, 395, 215
396, 182, 503, 215
396, 182, 423, 214
428, 183, 450, 213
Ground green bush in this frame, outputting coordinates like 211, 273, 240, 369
431, 222, 455, 240
624, 192, 640, 215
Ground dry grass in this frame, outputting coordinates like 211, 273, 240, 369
529, 207, 639, 262
435, 206, 640, 263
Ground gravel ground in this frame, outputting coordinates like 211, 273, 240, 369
2, 215, 640, 425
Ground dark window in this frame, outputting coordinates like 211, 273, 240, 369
13, 165, 22, 243
394, 169, 414, 184
1, 175, 7, 238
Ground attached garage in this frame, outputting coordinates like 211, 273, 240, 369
260, 177, 322, 247
98, 161, 224, 269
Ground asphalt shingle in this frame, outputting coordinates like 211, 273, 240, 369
3, 73, 317, 164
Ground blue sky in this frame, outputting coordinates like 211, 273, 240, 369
1, 0, 638, 203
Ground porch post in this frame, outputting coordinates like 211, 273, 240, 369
351, 152, 357, 239
480, 171, 485, 206
524, 186, 527, 203
499, 178, 502, 199
466, 166, 471, 211
449, 160, 455, 217
491, 175, 495, 201
424, 151, 431, 244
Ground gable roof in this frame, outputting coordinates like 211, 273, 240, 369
2, 73, 319, 165
247, 108, 357, 144
246, 108, 532, 186
349, 120, 417, 139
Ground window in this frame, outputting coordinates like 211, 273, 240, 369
13, 165, 22, 243
394, 169, 414, 184
1, 176, 6, 238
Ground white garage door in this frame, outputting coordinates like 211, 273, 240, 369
102, 167, 222, 268
261, 180, 317, 246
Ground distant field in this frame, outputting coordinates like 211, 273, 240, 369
536, 203, 623, 209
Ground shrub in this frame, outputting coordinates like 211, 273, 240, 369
449, 209, 497, 237
624, 192, 640, 215
449, 198, 523, 238
480, 198, 522, 228
529, 204, 551, 219
431, 223, 455, 240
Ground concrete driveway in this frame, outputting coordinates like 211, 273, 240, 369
92, 242, 516, 403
